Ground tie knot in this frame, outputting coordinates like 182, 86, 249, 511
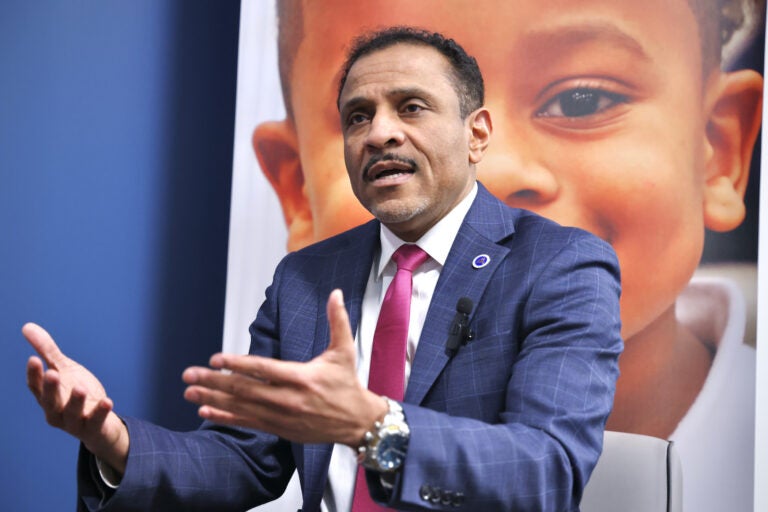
392, 244, 429, 272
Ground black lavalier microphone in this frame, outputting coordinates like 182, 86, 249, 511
446, 297, 474, 352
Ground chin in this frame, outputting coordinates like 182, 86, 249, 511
371, 200, 428, 226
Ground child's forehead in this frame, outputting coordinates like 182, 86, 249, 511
298, 0, 702, 63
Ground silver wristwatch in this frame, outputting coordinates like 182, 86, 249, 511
357, 397, 410, 473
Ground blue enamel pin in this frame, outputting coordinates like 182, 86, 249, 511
472, 254, 490, 269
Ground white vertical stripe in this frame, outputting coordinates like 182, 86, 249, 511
223, 0, 288, 357
228, 3, 302, 511
753, 22, 768, 511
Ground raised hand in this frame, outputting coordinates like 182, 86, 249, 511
183, 289, 387, 447
23, 323, 129, 474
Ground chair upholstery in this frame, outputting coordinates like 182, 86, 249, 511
581, 431, 682, 512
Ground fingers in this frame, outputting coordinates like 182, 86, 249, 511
36, 368, 114, 432
208, 354, 304, 386
89, 398, 114, 427
197, 404, 240, 425
185, 384, 257, 418
22, 323, 67, 369
63, 394, 113, 434
184, 376, 278, 427
183, 364, 306, 422
26, 356, 45, 399
203, 289, 355, 384
62, 386, 87, 420
326, 289, 356, 368
184, 366, 281, 404
41, 369, 63, 410
326, 289, 354, 351
181, 289, 359, 441
193, 402, 287, 435
40, 369, 66, 426
186, 382, 305, 439
195, 402, 285, 435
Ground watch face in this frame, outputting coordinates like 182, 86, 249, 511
377, 431, 409, 471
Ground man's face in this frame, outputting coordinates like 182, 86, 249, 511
337, 43, 480, 241
256, 0, 760, 341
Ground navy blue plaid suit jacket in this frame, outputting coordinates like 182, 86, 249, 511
78, 183, 622, 511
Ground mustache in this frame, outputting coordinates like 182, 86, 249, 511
363, 154, 418, 180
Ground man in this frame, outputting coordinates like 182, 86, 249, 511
25, 28, 621, 510
245, 2, 762, 510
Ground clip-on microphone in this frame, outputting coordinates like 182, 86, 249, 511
446, 297, 474, 352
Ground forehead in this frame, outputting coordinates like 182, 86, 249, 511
339, 44, 456, 107
292, 0, 700, 83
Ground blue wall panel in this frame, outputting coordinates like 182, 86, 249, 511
0, 1, 239, 509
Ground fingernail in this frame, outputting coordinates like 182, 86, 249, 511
210, 354, 224, 368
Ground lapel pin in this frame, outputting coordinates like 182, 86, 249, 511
472, 254, 490, 269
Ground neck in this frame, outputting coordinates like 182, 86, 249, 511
606, 304, 713, 438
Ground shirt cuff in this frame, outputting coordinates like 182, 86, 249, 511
94, 456, 122, 489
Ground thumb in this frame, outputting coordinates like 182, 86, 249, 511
22, 322, 67, 369
326, 289, 355, 364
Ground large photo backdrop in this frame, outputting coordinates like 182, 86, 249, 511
225, 1, 765, 511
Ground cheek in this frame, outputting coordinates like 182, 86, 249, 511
423, 128, 472, 183
535, 141, 705, 340
342, 137, 357, 173
589, 170, 704, 340
551, 129, 703, 237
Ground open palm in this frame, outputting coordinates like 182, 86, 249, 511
24, 322, 129, 472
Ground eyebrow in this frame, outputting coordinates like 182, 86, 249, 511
339, 86, 438, 116
338, 97, 368, 123
522, 20, 651, 62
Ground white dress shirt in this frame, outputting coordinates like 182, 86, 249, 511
322, 183, 477, 512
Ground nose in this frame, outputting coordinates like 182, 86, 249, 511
364, 111, 406, 150
478, 146, 560, 209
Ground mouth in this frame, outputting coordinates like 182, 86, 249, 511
363, 154, 417, 183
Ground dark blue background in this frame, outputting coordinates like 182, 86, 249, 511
1, 2, 240, 509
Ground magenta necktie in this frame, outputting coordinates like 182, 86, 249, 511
351, 244, 429, 512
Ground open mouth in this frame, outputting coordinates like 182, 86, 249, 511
364, 154, 417, 182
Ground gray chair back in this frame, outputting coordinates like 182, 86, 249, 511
581, 431, 682, 512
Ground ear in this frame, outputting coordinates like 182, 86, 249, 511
252, 121, 314, 250
703, 69, 763, 232
467, 108, 492, 164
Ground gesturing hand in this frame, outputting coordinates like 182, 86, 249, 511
23, 323, 129, 474
183, 289, 387, 447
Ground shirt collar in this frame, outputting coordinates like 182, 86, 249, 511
376, 182, 478, 279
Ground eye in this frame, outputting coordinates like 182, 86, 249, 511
347, 112, 369, 126
401, 100, 427, 116
537, 88, 627, 118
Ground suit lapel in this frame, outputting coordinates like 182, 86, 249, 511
405, 185, 516, 405
301, 221, 379, 511
311, 220, 380, 358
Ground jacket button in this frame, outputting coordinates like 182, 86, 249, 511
419, 484, 433, 501
430, 487, 443, 504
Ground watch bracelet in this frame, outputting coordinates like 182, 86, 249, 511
356, 397, 408, 468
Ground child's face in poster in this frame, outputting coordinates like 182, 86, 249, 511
254, 0, 762, 341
